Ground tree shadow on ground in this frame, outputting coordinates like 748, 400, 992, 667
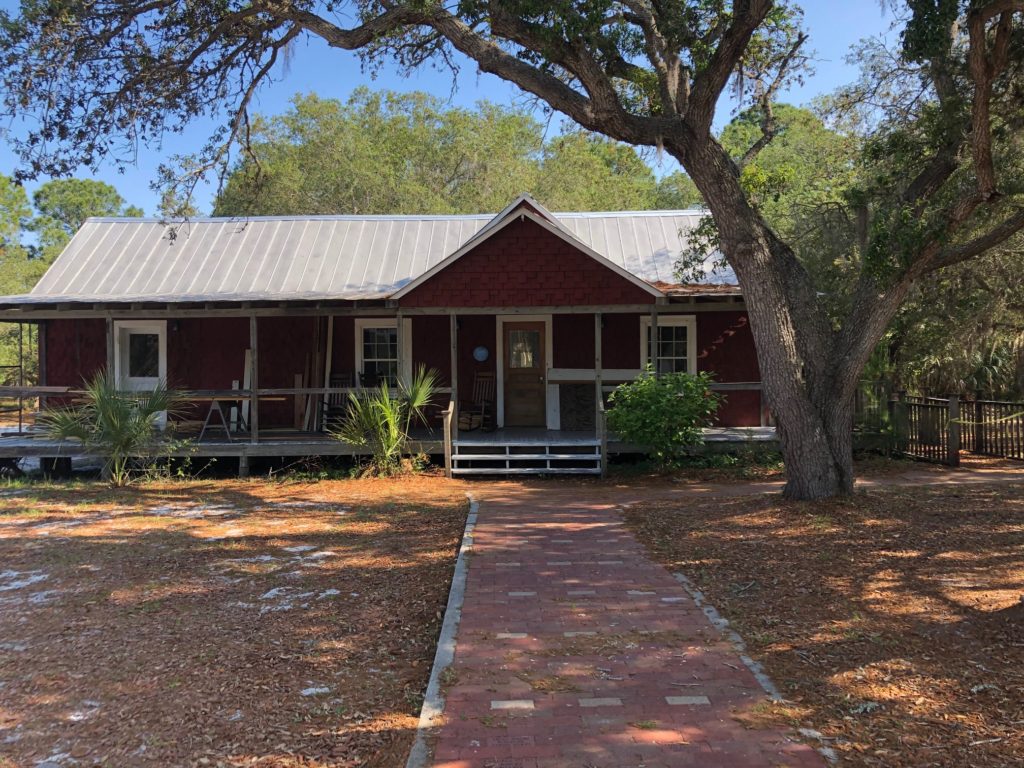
624, 482, 1024, 768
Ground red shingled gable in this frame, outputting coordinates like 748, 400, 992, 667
398, 216, 657, 308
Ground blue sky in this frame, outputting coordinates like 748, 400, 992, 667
0, 1, 895, 214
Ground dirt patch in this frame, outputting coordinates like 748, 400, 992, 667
0, 475, 468, 767
624, 482, 1024, 767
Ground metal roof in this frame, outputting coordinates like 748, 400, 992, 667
5, 206, 737, 306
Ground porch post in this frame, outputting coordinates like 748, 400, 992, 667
249, 314, 259, 445
449, 313, 458, 406
321, 314, 335, 432
396, 309, 406, 382
105, 317, 114, 379
649, 305, 659, 376
594, 312, 603, 430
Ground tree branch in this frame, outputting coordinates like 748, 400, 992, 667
687, 0, 773, 131
930, 208, 1024, 270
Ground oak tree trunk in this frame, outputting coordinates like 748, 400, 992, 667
676, 135, 863, 499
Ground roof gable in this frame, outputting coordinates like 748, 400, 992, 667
396, 213, 663, 308
391, 204, 663, 301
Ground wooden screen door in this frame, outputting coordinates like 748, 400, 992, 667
503, 321, 546, 427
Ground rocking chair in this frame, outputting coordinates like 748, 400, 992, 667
322, 371, 354, 433
458, 372, 496, 432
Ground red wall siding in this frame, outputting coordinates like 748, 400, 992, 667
44, 319, 106, 387
695, 310, 762, 427
399, 218, 656, 308
456, 315, 496, 398
696, 311, 760, 382
552, 314, 595, 369
714, 391, 762, 428
167, 317, 249, 390
411, 315, 452, 387
601, 314, 641, 369
330, 316, 356, 383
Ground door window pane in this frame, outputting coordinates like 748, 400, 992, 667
128, 333, 160, 378
508, 330, 539, 369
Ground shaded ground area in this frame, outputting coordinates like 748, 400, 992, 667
0, 476, 468, 768
624, 481, 1024, 767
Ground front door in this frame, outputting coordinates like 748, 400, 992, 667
503, 321, 546, 427
114, 321, 167, 391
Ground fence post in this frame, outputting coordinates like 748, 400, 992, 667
889, 390, 907, 455
947, 395, 961, 467
974, 390, 984, 454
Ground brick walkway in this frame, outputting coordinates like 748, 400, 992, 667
430, 486, 825, 768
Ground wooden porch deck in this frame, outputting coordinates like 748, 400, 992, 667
0, 425, 777, 460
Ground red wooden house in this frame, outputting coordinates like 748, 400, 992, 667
0, 195, 768, 475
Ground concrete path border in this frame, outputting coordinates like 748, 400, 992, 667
406, 495, 478, 768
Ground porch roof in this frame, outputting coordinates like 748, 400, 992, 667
0, 200, 739, 310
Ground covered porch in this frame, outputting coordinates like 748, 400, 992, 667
0, 295, 768, 476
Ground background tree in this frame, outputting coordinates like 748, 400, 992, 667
214, 89, 694, 216
1, 1, 1022, 498
31, 178, 143, 260
0, 175, 142, 378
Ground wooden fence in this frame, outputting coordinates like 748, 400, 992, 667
890, 394, 960, 466
964, 398, 1024, 461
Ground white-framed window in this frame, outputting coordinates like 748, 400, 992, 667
354, 318, 411, 386
640, 315, 697, 375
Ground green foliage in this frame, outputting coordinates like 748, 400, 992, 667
31, 178, 143, 261
677, 103, 861, 289
214, 89, 699, 216
332, 365, 439, 477
40, 371, 184, 487
606, 367, 721, 467
0, 175, 141, 379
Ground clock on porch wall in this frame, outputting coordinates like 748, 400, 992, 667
472, 346, 489, 362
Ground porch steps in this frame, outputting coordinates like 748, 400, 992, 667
451, 438, 603, 476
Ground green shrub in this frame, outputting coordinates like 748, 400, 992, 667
333, 365, 439, 476
606, 367, 721, 467
40, 370, 184, 486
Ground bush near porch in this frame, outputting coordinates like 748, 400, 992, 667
0, 475, 468, 768
606, 368, 721, 466
624, 483, 1024, 767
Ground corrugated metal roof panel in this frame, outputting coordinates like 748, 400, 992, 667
19, 208, 735, 304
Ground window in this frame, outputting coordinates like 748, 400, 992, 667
508, 329, 540, 368
641, 315, 696, 375
128, 333, 160, 378
361, 326, 398, 384
354, 319, 410, 386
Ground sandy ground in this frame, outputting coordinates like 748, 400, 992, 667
0, 475, 469, 768
625, 480, 1024, 767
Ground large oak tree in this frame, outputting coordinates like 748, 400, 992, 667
1, 0, 1022, 498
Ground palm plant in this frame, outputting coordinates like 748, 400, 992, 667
41, 370, 181, 486
334, 365, 439, 476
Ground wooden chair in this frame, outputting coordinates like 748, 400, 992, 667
358, 371, 381, 389
322, 372, 354, 433
459, 372, 496, 432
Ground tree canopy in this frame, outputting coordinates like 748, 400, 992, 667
213, 89, 698, 216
